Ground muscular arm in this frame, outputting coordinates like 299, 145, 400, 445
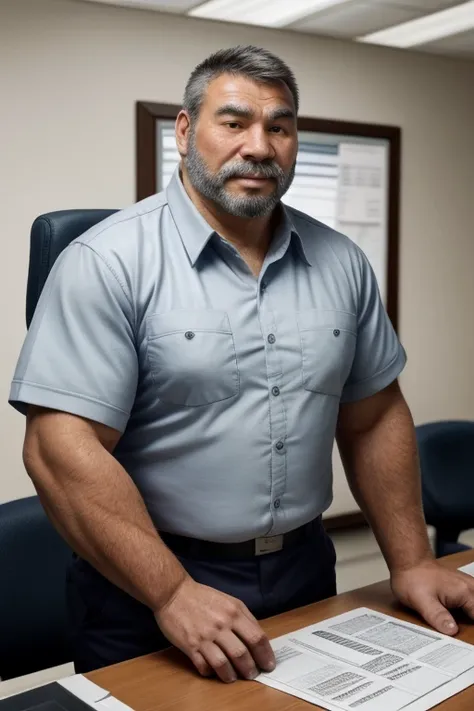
336, 381, 474, 634
23, 406, 275, 681
23, 406, 187, 610
336, 381, 432, 572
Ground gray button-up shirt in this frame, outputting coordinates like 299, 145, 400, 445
10, 169, 406, 543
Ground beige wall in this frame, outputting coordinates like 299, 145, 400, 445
1, 0, 474, 513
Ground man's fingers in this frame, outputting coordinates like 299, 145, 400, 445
234, 615, 276, 673
452, 577, 474, 620
191, 651, 213, 678
437, 574, 474, 623
216, 630, 259, 680
156, 582, 276, 683
200, 641, 238, 683
461, 598, 474, 620
417, 596, 458, 635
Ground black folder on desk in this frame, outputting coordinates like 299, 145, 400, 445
0, 682, 93, 711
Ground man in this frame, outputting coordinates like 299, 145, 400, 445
10, 45, 474, 683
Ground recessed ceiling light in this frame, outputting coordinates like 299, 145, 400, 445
190, 0, 352, 28
358, 0, 474, 48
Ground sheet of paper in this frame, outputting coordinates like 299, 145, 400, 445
58, 677, 109, 705
256, 607, 474, 711
58, 677, 133, 711
97, 698, 134, 711
459, 561, 474, 577
336, 143, 387, 225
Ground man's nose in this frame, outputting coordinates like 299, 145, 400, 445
240, 126, 275, 163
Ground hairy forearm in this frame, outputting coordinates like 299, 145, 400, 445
337, 394, 433, 572
23, 419, 187, 612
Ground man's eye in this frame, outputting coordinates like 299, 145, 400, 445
226, 122, 242, 129
270, 126, 284, 134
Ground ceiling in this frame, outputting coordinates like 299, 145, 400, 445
81, 0, 474, 60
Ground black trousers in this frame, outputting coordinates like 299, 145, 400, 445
67, 519, 337, 673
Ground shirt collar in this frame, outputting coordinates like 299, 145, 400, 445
274, 203, 313, 267
166, 167, 216, 267
166, 167, 312, 267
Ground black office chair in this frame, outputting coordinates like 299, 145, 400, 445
1, 210, 118, 680
417, 421, 474, 558
0, 497, 73, 680
26, 209, 118, 326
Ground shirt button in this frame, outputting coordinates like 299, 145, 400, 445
274, 499, 281, 509
333, 329, 340, 337
275, 441, 284, 451
272, 386, 280, 397
185, 331, 195, 340
261, 281, 267, 291
267, 334, 276, 344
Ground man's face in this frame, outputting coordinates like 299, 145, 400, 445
183, 73, 298, 218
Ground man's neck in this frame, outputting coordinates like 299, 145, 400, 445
181, 167, 274, 258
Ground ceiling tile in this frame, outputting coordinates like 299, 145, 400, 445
289, 1, 421, 37
372, 0, 465, 11
79, 0, 474, 61
419, 26, 474, 57
81, 0, 204, 12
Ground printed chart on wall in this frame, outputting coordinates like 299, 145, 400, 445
156, 123, 390, 303
257, 607, 474, 711
282, 133, 389, 303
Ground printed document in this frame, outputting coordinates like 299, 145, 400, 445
459, 561, 474, 577
336, 143, 386, 226
256, 607, 474, 710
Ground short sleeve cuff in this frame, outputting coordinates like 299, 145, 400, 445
340, 346, 407, 403
9, 381, 130, 432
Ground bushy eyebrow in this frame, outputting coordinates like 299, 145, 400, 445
215, 103, 295, 122
267, 107, 295, 121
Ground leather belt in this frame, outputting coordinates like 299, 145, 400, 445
160, 519, 319, 560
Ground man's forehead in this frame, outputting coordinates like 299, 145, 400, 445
204, 73, 294, 111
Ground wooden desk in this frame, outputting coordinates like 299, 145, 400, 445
87, 551, 474, 711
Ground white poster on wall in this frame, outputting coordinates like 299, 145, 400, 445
337, 143, 386, 225
336, 143, 389, 303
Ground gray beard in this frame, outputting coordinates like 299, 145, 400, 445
184, 131, 296, 218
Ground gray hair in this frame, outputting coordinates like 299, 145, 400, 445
183, 45, 299, 122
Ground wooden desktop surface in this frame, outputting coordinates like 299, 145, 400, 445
87, 550, 474, 711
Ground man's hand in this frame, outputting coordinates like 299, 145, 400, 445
154, 577, 276, 683
391, 560, 474, 634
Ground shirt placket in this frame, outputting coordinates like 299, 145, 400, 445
258, 275, 288, 533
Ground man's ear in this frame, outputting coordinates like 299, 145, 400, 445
175, 110, 192, 157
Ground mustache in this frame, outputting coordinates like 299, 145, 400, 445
217, 161, 284, 181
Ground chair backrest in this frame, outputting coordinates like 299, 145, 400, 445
26, 209, 118, 327
417, 420, 474, 535
4, 210, 117, 678
0, 496, 74, 679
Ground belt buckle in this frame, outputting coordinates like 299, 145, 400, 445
255, 534, 284, 556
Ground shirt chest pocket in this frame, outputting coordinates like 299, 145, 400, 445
297, 310, 357, 397
146, 310, 239, 406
